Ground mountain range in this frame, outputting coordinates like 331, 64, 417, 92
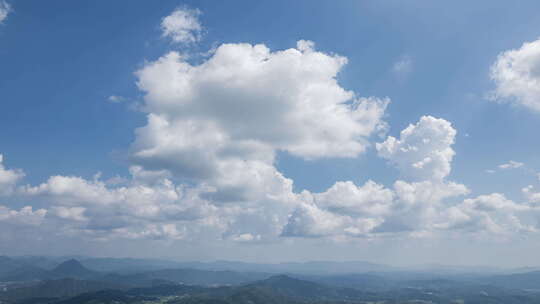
3, 256, 540, 304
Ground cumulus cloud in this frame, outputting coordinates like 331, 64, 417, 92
0, 41, 394, 244
1, 112, 536, 243
439, 193, 536, 235
5, 104, 531, 244
312, 180, 394, 217
161, 7, 202, 44
0, 1, 10, 24
284, 179, 538, 239
0, 205, 47, 226
282, 181, 391, 238
282, 199, 382, 238
133, 40, 389, 207
19, 171, 220, 240
0, 154, 24, 196
14, 162, 294, 242
283, 179, 470, 238
283, 115, 473, 239
376, 116, 456, 181
123, 40, 390, 242
490, 38, 540, 112
52, 206, 88, 222
1, 40, 392, 244
3, 18, 539, 247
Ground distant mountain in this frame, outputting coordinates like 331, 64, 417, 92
483, 271, 540, 290
56, 257, 397, 275
79, 257, 185, 273
9, 256, 60, 270
0, 256, 26, 277
38, 276, 361, 304
8, 274, 540, 304
297, 272, 393, 290
243, 275, 372, 301
405, 263, 504, 275
170, 260, 395, 275
0, 264, 55, 282
51, 259, 97, 279
0, 259, 99, 282
0, 278, 127, 303
53, 290, 156, 304
101, 268, 270, 287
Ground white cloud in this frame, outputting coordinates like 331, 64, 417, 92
393, 180, 469, 207
498, 160, 524, 169
379, 180, 469, 234
17, 163, 295, 242
0, 154, 24, 196
282, 180, 471, 239
127, 40, 390, 242
0, 41, 383, 243
283, 115, 471, 239
376, 116, 456, 181
161, 7, 202, 44
282, 201, 381, 238
522, 185, 540, 204
19, 171, 221, 240
52, 206, 88, 222
313, 180, 394, 217
134, 41, 388, 178
439, 193, 536, 235
490, 38, 540, 112
3, 26, 539, 247
0, 1, 10, 24
0, 206, 47, 226
484, 160, 525, 174
282, 181, 391, 238
231, 233, 261, 242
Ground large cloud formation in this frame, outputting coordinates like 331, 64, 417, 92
490, 38, 540, 112
283, 116, 470, 239
2, 8, 540, 248
1, 110, 538, 244
0, 39, 390, 244
130, 39, 389, 241
134, 41, 388, 170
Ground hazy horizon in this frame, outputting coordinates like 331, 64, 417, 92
3, 254, 536, 272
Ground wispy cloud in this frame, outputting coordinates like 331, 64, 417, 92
0, 1, 11, 24
161, 7, 202, 44
108, 95, 126, 103
485, 160, 525, 174
498, 160, 524, 170
392, 55, 413, 80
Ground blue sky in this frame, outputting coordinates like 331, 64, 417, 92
2, 1, 540, 266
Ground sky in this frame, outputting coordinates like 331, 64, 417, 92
2, 1, 540, 267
